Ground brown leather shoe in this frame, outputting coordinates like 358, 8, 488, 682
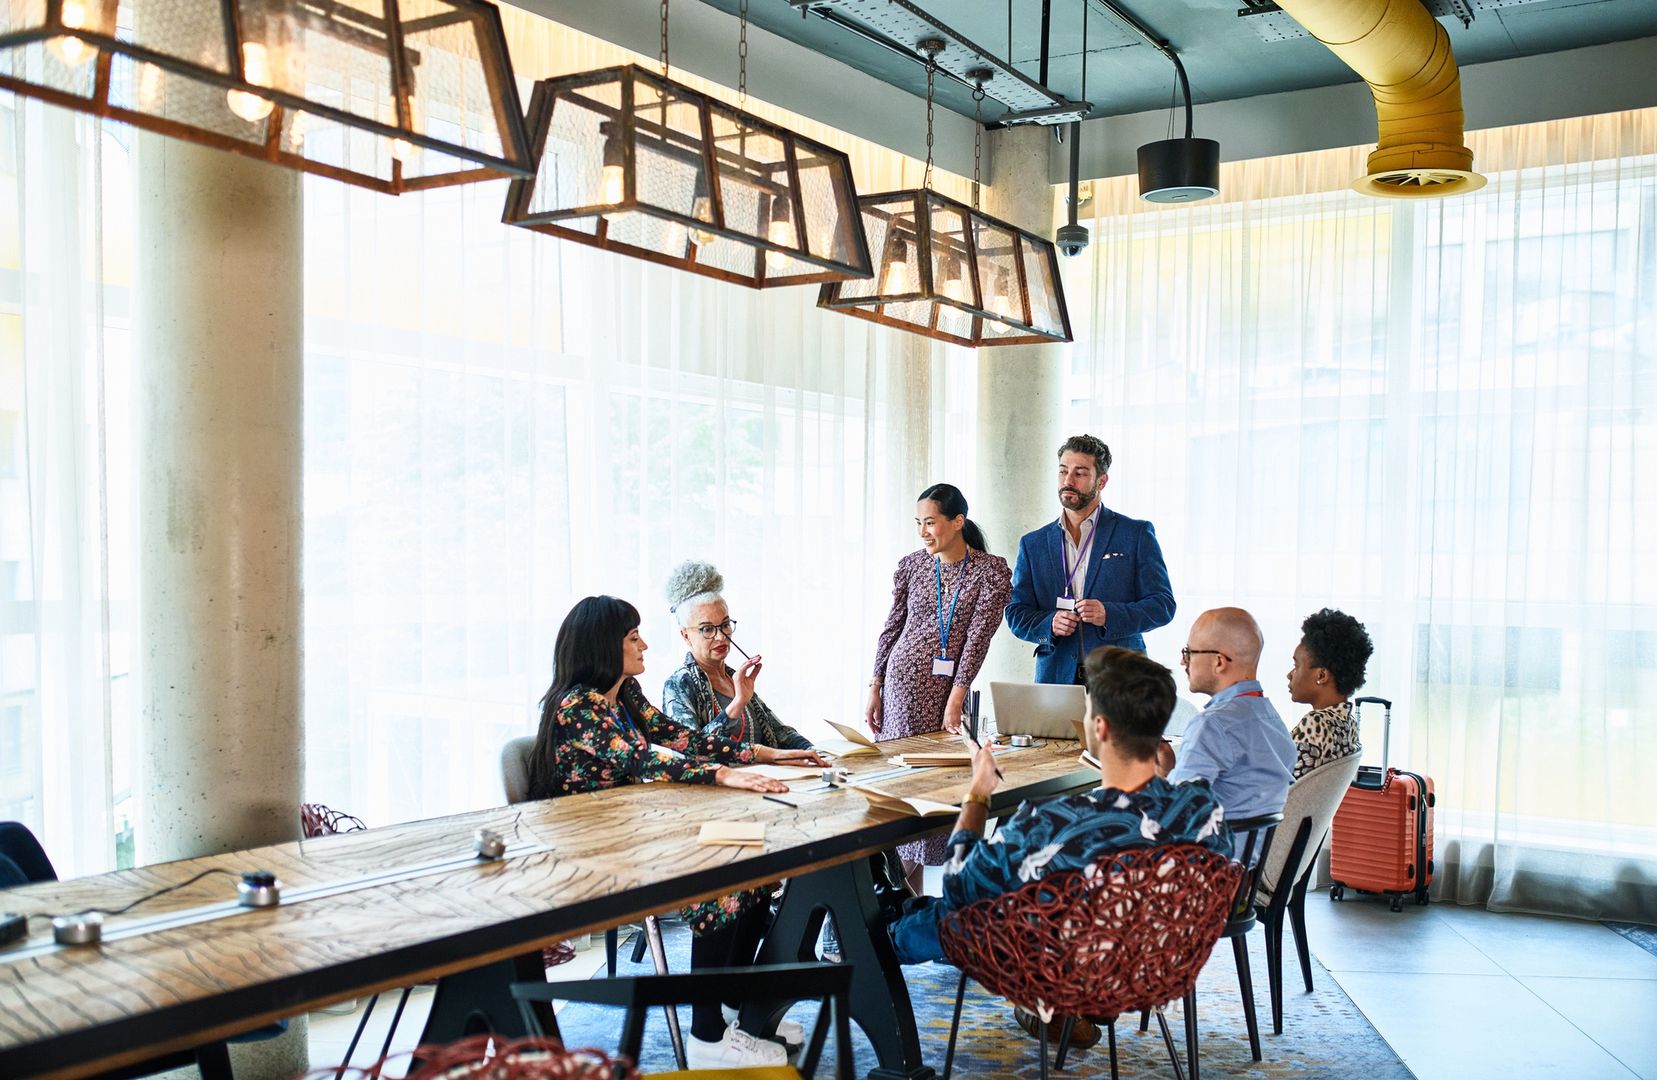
1013, 1005, 1101, 1050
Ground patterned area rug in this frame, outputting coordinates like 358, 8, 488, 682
1609, 921, 1657, 959
550, 918, 1409, 1078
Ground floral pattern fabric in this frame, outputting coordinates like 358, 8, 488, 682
528, 676, 766, 934
662, 653, 814, 751
872, 548, 1013, 865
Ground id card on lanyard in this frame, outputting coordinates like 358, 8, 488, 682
933, 552, 969, 677
1058, 508, 1100, 611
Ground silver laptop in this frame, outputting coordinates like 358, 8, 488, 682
990, 682, 1087, 740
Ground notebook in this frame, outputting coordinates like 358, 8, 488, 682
736, 764, 821, 780
816, 720, 884, 758
858, 787, 960, 819
698, 821, 766, 847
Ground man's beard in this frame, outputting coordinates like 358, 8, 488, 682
1059, 486, 1096, 509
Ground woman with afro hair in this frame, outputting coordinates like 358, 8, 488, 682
1284, 608, 1374, 779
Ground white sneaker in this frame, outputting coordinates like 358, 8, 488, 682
722, 1003, 805, 1045
687, 1023, 789, 1068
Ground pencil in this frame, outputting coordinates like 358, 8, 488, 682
961, 730, 1005, 780
763, 794, 797, 808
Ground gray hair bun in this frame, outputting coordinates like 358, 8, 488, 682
666, 560, 724, 612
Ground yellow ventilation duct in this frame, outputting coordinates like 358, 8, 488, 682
1275, 0, 1486, 198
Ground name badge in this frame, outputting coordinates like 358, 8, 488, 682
1055, 596, 1077, 611
932, 657, 957, 677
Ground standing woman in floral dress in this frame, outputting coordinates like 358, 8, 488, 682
865, 483, 1012, 888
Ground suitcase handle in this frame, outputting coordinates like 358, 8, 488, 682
1353, 696, 1394, 768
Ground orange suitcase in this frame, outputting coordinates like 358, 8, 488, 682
1329, 697, 1435, 912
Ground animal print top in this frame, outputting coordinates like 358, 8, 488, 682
1289, 701, 1361, 780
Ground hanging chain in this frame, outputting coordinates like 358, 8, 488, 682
738, 0, 749, 109
659, 0, 670, 76
972, 95, 983, 209
922, 55, 936, 193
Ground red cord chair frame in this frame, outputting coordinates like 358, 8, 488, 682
938, 844, 1244, 1080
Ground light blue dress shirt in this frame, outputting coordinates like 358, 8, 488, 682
1168, 679, 1296, 823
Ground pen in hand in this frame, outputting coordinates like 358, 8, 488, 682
960, 728, 1005, 781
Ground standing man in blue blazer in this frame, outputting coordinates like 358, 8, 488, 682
1006, 434, 1176, 683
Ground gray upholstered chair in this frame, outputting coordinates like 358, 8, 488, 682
498, 734, 685, 1069
1255, 750, 1363, 1034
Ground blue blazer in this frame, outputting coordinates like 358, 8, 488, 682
1005, 509, 1176, 683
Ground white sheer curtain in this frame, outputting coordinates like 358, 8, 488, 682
0, 98, 137, 878
299, 12, 979, 827
1067, 108, 1657, 922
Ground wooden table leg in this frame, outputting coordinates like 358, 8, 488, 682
742, 858, 935, 1080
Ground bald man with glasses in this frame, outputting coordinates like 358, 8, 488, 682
1166, 607, 1296, 827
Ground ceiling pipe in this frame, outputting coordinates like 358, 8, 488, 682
1272, 0, 1486, 197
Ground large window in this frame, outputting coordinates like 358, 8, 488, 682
1065, 110, 1657, 919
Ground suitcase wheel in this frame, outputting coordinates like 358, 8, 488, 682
1330, 884, 1345, 902
1389, 895, 1404, 913
1415, 889, 1430, 906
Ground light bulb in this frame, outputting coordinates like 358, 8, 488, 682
690, 194, 717, 247
765, 198, 796, 271
767, 217, 796, 249
50, 1, 92, 68
988, 270, 1018, 320
598, 121, 626, 205
391, 97, 421, 165
879, 240, 910, 294
939, 257, 968, 303
227, 42, 275, 123
136, 63, 163, 109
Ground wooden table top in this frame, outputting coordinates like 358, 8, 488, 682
0, 731, 1095, 1079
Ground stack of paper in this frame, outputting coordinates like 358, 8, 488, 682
816, 720, 884, 759
890, 751, 974, 768
735, 764, 821, 780
698, 822, 766, 847
858, 787, 960, 819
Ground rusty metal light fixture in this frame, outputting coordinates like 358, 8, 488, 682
502, 1, 872, 290
0, 0, 534, 194
818, 47, 1072, 348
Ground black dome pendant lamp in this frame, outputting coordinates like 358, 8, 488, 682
1137, 49, 1218, 203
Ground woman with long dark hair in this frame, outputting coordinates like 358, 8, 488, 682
865, 483, 1012, 881
528, 595, 809, 1069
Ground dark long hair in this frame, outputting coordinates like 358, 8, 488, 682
529, 595, 641, 798
918, 483, 989, 554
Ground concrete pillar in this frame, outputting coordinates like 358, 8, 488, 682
977, 125, 1068, 688
136, 133, 306, 1076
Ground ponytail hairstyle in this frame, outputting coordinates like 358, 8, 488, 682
917, 483, 989, 554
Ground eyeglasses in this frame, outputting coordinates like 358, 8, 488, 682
1180, 647, 1229, 665
694, 619, 738, 640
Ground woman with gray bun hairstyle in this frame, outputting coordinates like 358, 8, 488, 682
662, 560, 825, 759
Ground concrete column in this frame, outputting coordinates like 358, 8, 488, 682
137, 135, 303, 863
977, 124, 1068, 688
136, 134, 306, 1076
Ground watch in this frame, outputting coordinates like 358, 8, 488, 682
961, 791, 991, 809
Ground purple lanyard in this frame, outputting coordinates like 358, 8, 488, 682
1061, 508, 1100, 598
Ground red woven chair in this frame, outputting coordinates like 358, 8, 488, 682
938, 844, 1243, 1080
312, 1034, 638, 1080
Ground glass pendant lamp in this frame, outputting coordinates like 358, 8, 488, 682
0, 0, 534, 193
818, 50, 1072, 348
501, 0, 872, 290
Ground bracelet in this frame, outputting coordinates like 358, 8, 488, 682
961, 791, 991, 809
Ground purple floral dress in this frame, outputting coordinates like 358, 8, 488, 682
872, 548, 1012, 865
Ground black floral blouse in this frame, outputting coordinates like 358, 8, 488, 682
529, 677, 770, 935
529, 677, 754, 799
662, 652, 814, 751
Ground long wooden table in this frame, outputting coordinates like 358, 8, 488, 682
0, 732, 1095, 1080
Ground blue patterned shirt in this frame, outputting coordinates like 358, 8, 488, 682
939, 775, 1232, 913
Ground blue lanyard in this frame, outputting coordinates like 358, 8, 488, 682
935, 552, 969, 659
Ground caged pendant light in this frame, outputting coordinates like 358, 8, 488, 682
818, 45, 1071, 348
0, 0, 534, 194
501, 0, 872, 290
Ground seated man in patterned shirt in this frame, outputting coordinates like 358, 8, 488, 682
888, 645, 1232, 969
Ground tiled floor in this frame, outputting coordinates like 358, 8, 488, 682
1304, 892, 1657, 1079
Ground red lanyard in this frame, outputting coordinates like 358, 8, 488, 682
1237, 690, 1264, 698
